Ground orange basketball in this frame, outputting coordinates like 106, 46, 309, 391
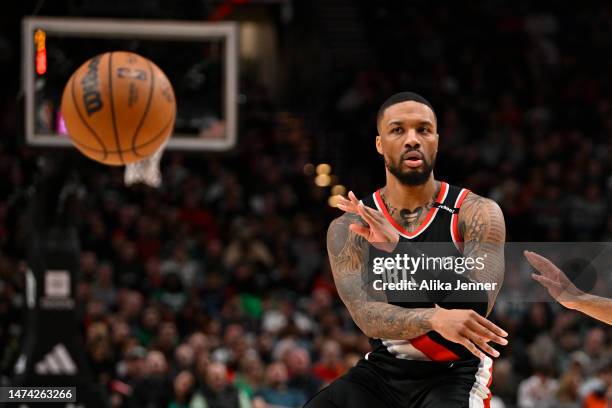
61, 51, 176, 165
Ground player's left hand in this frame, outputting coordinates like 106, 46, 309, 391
524, 250, 585, 309
336, 191, 399, 252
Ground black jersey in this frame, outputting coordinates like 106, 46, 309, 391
361, 181, 490, 369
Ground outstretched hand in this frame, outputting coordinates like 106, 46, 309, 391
336, 191, 399, 252
524, 250, 585, 309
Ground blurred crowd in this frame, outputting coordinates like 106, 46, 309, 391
1, 1, 612, 408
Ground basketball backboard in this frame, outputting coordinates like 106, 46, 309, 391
22, 17, 238, 151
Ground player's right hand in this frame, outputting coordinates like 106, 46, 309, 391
430, 307, 508, 360
336, 191, 399, 252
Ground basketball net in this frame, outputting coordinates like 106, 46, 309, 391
124, 139, 168, 188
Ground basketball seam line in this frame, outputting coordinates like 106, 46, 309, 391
108, 52, 124, 164
70, 74, 108, 160
70, 112, 174, 154
132, 111, 175, 157
131, 60, 156, 155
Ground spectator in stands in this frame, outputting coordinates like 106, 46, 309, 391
253, 361, 305, 408
234, 352, 265, 400
174, 343, 196, 373
152, 321, 179, 361
161, 241, 202, 289
137, 306, 162, 347
517, 365, 559, 408
86, 325, 115, 386
517, 336, 560, 408
130, 350, 172, 408
192, 361, 251, 408
286, 347, 322, 398
117, 290, 144, 327
553, 364, 582, 408
584, 328, 607, 367
312, 340, 345, 384
169, 370, 196, 408
110, 319, 131, 358
187, 332, 210, 358
159, 273, 188, 312
90, 261, 116, 309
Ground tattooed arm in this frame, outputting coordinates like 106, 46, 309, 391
327, 213, 435, 339
327, 210, 509, 359
458, 193, 506, 316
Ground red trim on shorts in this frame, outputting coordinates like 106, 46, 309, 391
410, 334, 460, 362
374, 182, 448, 238
483, 361, 494, 408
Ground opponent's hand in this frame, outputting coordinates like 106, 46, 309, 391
336, 191, 399, 252
524, 250, 585, 309
430, 307, 508, 360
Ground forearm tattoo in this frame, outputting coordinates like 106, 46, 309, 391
327, 214, 434, 339
458, 193, 506, 315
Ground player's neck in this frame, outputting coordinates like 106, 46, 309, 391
383, 175, 439, 211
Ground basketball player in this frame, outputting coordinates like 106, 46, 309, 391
306, 92, 507, 408
525, 250, 612, 325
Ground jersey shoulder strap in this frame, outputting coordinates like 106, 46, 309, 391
437, 184, 471, 249
432, 184, 470, 215
361, 191, 377, 209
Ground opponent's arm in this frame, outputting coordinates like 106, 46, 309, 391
567, 295, 612, 325
458, 193, 506, 316
328, 210, 508, 358
525, 251, 612, 325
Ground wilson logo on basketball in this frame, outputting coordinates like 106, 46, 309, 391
81, 55, 103, 116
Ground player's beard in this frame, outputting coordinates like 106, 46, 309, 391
385, 153, 436, 186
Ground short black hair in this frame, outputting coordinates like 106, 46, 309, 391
376, 92, 437, 128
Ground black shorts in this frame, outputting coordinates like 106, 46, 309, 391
304, 356, 492, 408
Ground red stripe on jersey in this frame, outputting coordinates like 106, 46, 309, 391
410, 334, 460, 362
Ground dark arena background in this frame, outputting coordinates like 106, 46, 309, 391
0, 1, 611, 407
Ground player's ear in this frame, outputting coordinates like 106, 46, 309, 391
376, 135, 383, 155
430, 132, 439, 156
